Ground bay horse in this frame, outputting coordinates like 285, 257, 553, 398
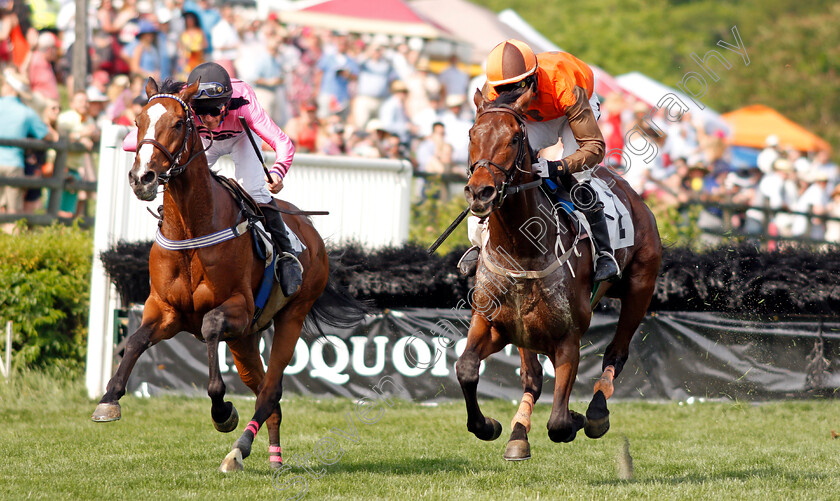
456, 87, 662, 460
91, 78, 365, 472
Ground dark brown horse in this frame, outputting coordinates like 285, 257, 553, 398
456, 87, 662, 460
91, 78, 365, 472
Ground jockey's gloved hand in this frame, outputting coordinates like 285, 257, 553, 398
533, 157, 570, 182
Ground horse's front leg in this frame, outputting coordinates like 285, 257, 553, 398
504, 348, 542, 460
455, 315, 507, 441
546, 336, 585, 443
92, 299, 180, 422
201, 294, 251, 433
220, 299, 313, 473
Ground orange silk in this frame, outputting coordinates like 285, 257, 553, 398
486, 51, 594, 122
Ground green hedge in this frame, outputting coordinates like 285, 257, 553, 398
0, 224, 93, 373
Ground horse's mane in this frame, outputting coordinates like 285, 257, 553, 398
488, 85, 529, 108
158, 78, 186, 95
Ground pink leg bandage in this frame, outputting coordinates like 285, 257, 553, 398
245, 420, 260, 437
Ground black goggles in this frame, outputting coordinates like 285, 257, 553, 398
194, 81, 228, 98
194, 104, 224, 117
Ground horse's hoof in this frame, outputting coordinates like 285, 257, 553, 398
548, 411, 586, 443
219, 448, 244, 473
470, 417, 502, 441
213, 403, 239, 433
91, 402, 121, 422
585, 391, 610, 439
504, 439, 531, 461
481, 418, 502, 441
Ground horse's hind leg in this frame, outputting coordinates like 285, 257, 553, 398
546, 337, 585, 443
585, 259, 658, 439
227, 335, 284, 469
92, 301, 178, 422
202, 296, 251, 434
504, 348, 542, 461
455, 316, 507, 442
220, 301, 312, 473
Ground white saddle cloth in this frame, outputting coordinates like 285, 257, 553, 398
590, 177, 635, 250
254, 220, 307, 256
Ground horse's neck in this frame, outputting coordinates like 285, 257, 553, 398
161, 159, 217, 238
485, 186, 563, 267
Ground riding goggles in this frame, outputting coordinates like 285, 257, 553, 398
194, 81, 229, 99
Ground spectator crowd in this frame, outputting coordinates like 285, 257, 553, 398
0, 0, 836, 242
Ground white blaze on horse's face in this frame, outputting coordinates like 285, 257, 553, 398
137, 102, 168, 177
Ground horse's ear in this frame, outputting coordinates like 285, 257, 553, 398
512, 86, 534, 115
181, 78, 200, 102
145, 77, 159, 98
181, 78, 201, 103
473, 88, 488, 114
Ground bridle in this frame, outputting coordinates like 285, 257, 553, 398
468, 105, 542, 209
136, 93, 213, 183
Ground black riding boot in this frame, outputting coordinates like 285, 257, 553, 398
581, 199, 620, 283
262, 202, 303, 296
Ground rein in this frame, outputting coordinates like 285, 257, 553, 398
468, 106, 540, 208
470, 105, 579, 279
137, 93, 213, 183
139, 93, 249, 251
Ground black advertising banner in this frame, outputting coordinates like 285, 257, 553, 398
126, 309, 840, 402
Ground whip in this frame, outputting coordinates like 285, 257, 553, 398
427, 207, 470, 255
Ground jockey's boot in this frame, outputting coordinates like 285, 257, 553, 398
458, 245, 480, 277
581, 197, 620, 283
262, 203, 303, 297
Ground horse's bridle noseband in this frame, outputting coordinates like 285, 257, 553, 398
136, 93, 212, 183
468, 106, 541, 209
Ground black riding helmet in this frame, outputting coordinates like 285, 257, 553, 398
187, 62, 233, 116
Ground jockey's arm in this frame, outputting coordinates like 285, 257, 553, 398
239, 84, 296, 184
561, 86, 605, 173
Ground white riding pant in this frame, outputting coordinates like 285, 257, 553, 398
202, 132, 273, 204
467, 93, 601, 248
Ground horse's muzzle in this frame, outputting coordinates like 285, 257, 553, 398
465, 183, 497, 217
128, 169, 159, 201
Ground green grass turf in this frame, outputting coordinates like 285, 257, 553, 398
1, 371, 838, 500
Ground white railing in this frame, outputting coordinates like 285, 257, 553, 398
85, 125, 412, 398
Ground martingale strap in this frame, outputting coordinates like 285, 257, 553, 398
155, 220, 250, 250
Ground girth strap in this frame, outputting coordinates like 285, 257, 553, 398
155, 220, 250, 250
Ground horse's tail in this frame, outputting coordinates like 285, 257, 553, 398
304, 251, 373, 337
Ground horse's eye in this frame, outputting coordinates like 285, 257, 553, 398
511, 134, 519, 145
174, 120, 185, 130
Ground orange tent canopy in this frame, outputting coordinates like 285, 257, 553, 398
722, 104, 830, 152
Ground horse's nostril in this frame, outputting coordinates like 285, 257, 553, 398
479, 186, 497, 203
140, 171, 157, 185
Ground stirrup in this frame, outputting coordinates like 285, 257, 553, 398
276, 252, 303, 297
457, 245, 480, 277
594, 252, 621, 283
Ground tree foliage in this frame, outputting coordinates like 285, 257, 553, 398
472, 0, 839, 153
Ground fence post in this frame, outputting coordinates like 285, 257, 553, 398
0, 321, 10, 380
47, 138, 70, 218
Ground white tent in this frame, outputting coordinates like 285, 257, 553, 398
497, 8, 561, 54
411, 0, 526, 64
616, 71, 731, 134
